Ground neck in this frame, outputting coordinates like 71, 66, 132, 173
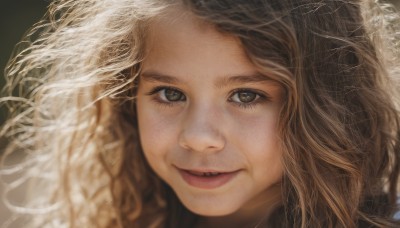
196, 184, 282, 228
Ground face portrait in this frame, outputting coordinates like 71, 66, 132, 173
136, 9, 284, 220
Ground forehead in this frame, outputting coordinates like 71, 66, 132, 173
147, 7, 223, 41
143, 8, 258, 78
146, 11, 240, 51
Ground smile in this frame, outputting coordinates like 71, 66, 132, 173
178, 168, 240, 189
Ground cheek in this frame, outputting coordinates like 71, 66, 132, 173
136, 100, 179, 172
138, 123, 168, 183
138, 113, 168, 150
234, 109, 280, 150
234, 110, 283, 177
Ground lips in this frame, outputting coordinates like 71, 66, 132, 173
178, 168, 240, 189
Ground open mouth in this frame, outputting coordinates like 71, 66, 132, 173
178, 168, 239, 189
186, 170, 222, 177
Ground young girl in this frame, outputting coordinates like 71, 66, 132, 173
1, 0, 400, 227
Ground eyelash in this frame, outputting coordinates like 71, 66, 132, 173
146, 86, 270, 109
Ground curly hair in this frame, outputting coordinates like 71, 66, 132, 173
1, 0, 400, 227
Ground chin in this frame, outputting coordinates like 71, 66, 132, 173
182, 200, 240, 217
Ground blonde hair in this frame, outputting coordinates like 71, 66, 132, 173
1, 0, 167, 226
1, 0, 400, 227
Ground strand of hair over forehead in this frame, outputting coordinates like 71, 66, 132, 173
0, 0, 169, 226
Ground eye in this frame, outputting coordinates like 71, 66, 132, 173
230, 91, 259, 103
147, 86, 186, 103
162, 88, 185, 102
228, 89, 270, 109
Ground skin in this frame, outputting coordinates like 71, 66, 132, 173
136, 9, 284, 227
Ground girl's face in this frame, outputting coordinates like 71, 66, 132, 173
136, 11, 284, 218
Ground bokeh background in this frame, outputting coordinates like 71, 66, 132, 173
0, 0, 48, 126
0, 0, 399, 226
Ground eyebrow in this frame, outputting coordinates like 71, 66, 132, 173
140, 71, 274, 87
215, 73, 274, 88
140, 71, 181, 84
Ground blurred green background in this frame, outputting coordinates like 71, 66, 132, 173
0, 1, 48, 153
0, 0, 48, 126
0, 0, 399, 127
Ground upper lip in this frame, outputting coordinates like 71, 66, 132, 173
176, 166, 239, 174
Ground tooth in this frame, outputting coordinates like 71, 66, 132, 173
187, 171, 222, 177
202, 172, 220, 176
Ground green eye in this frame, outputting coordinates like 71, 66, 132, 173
161, 88, 186, 102
146, 86, 186, 106
231, 91, 259, 103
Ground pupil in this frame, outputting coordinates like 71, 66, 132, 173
165, 89, 183, 101
239, 92, 256, 103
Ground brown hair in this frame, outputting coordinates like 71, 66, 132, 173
1, 0, 399, 227
184, 0, 400, 227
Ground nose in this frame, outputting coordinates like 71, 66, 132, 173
178, 105, 226, 153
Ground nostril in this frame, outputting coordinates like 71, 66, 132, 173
178, 126, 226, 153
178, 108, 226, 153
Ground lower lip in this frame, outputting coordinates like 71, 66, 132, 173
178, 169, 239, 189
